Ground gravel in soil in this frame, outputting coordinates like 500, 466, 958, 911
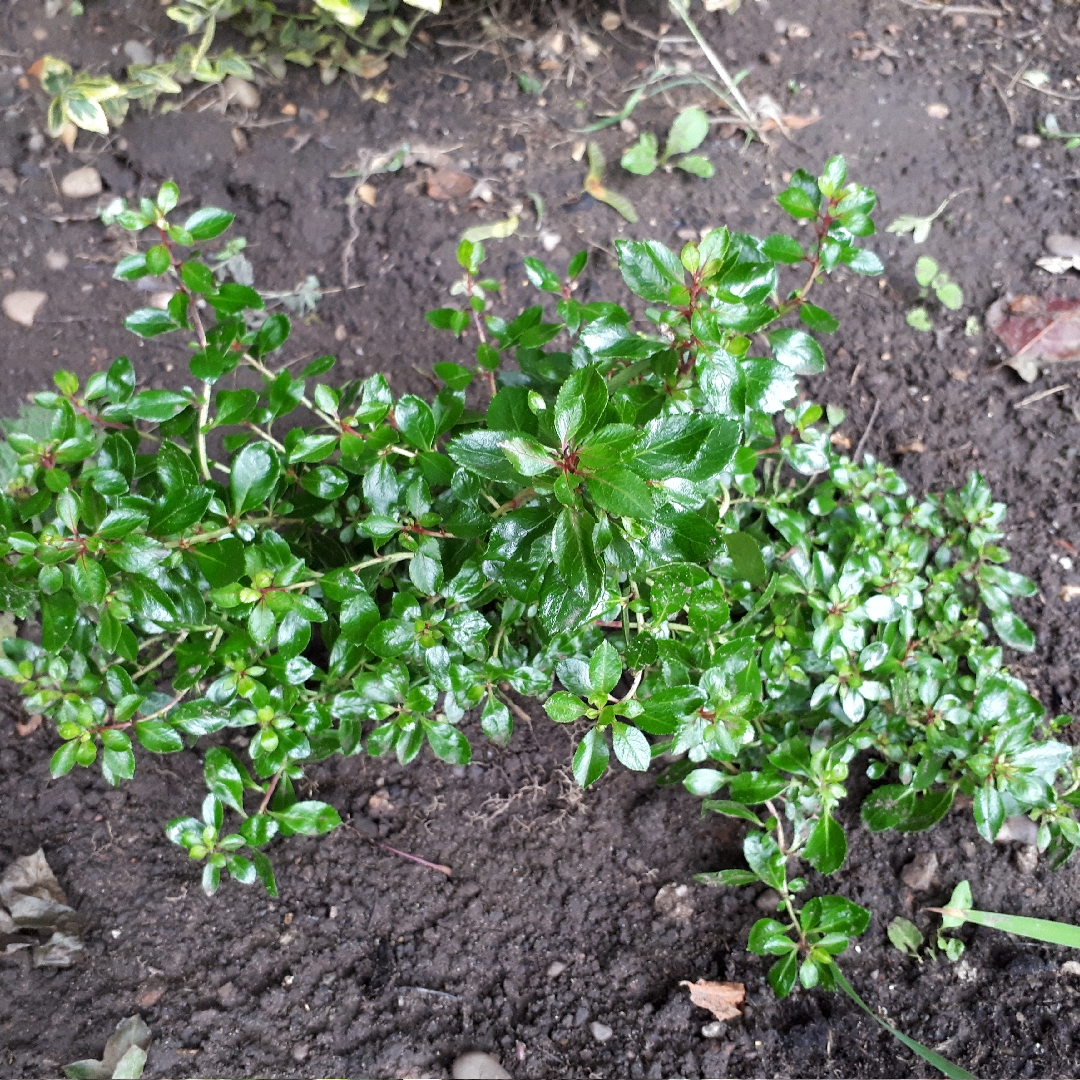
1, 0, 1080, 1076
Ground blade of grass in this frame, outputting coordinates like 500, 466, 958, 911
929, 907, 1080, 949
831, 965, 977, 1080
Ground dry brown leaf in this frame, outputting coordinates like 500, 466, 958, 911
427, 168, 474, 201
15, 713, 42, 737
680, 979, 746, 1021
897, 439, 926, 454
758, 110, 822, 134
986, 294, 1080, 382
830, 432, 852, 450
357, 182, 377, 207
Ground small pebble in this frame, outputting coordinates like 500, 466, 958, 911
1014, 844, 1039, 875
122, 40, 154, 67
2, 290, 47, 327
702, 1020, 727, 1038
755, 888, 781, 912
222, 75, 260, 111
452, 1050, 512, 1079
1016, 134, 1042, 149
540, 231, 562, 252
996, 816, 1038, 845
900, 851, 938, 892
44, 250, 68, 271
59, 166, 102, 199
654, 882, 695, 920
601, 11, 621, 31
546, 961, 567, 978
0, 167, 17, 195
1046, 233, 1080, 259
926, 103, 950, 120
1060, 960, 1080, 976
590, 1021, 613, 1043
149, 291, 174, 310
290, 1043, 308, 1063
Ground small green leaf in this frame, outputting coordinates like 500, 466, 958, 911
572, 726, 610, 787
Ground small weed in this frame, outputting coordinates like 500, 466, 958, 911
620, 106, 714, 178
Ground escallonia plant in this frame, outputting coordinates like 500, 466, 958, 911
0, 156, 1074, 923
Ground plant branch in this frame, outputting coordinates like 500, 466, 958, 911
666, 0, 758, 129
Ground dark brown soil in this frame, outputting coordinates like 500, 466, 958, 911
2, 1, 1080, 1077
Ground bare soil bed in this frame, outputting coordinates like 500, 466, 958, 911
1, 0, 1080, 1077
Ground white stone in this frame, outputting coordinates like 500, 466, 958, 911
1060, 960, 1080, 976
1046, 233, 1080, 259
1016, 134, 1042, 150
996, 815, 1038, 845
1014, 845, 1039, 875
123, 40, 154, 67
60, 166, 102, 199
222, 75, 260, 111
590, 1021, 613, 1043
149, 291, 174, 310
44, 250, 69, 271
654, 882, 695, 920
2, 290, 47, 327
451, 1051, 512, 1079
702, 1020, 727, 1038
546, 960, 567, 978
540, 231, 562, 252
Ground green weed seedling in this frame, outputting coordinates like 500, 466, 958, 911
620, 106, 715, 178
700, 829, 974, 1079
930, 880, 1080, 949
887, 915, 965, 963
1039, 114, 1080, 149
907, 255, 964, 332
0, 156, 1074, 1079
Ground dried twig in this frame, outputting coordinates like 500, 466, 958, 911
665, 0, 759, 130
854, 399, 882, 463
895, 0, 1005, 14
1016, 383, 1069, 408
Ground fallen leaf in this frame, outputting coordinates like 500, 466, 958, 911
64, 1015, 151, 1080
897, 439, 926, 454
830, 432, 852, 450
886, 195, 953, 244
1061, 585, 1080, 602
461, 214, 519, 243
680, 979, 746, 1021
1, 848, 83, 967
986, 294, 1080, 382
15, 713, 42, 737
755, 107, 822, 134
1036, 255, 1080, 275
427, 168, 474, 200
357, 182, 377, 206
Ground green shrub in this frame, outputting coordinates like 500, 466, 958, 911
0, 158, 1073, 939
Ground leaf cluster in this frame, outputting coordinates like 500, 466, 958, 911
0, 158, 1073, 915
620, 106, 715, 179
36, 0, 441, 138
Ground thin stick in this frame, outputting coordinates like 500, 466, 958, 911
854, 399, 881, 463
1016, 383, 1069, 408
349, 825, 452, 876
895, 0, 1005, 14
666, 0, 758, 128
